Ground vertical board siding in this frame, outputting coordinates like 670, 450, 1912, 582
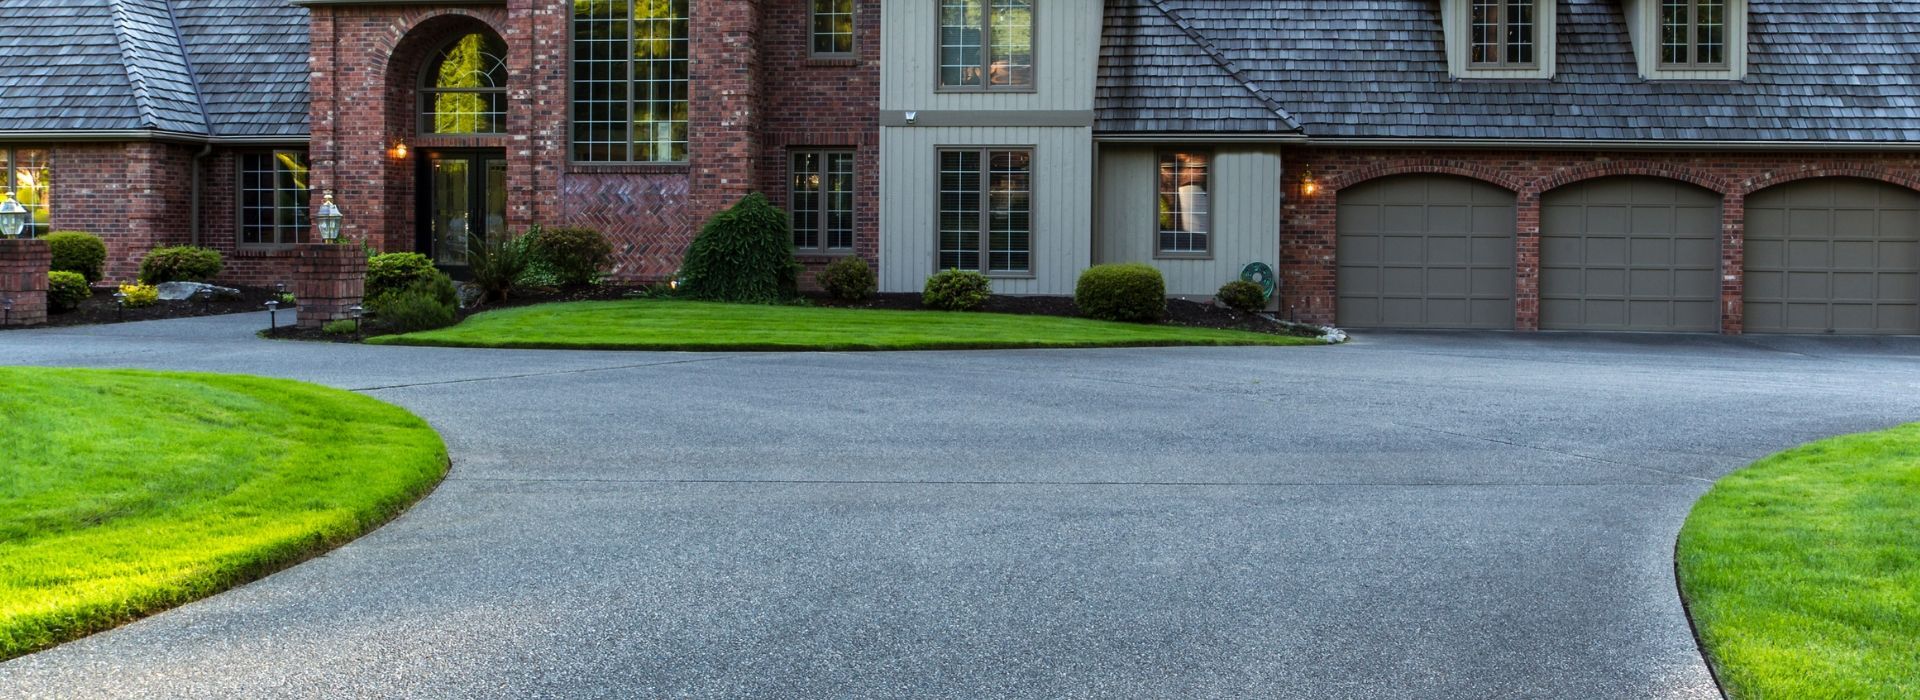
879, 125, 1094, 295
881, 0, 1101, 113
1095, 145, 1284, 299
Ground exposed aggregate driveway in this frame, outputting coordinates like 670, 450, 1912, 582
2, 313, 1918, 699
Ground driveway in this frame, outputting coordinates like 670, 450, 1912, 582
2, 315, 1917, 699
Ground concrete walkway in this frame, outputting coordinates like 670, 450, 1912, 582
2, 313, 1917, 699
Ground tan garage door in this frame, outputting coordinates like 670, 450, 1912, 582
1744, 178, 1920, 335
1540, 178, 1722, 332
1337, 175, 1515, 329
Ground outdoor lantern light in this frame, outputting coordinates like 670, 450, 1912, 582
392, 141, 409, 159
1299, 166, 1319, 197
316, 191, 344, 242
350, 304, 365, 339
266, 299, 280, 330
113, 291, 126, 322
2, 297, 12, 326
0, 191, 26, 239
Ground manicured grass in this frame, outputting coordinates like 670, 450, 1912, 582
367, 299, 1319, 351
0, 368, 448, 660
1676, 424, 1920, 699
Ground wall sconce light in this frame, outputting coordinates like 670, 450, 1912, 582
392, 141, 409, 159
1300, 166, 1319, 197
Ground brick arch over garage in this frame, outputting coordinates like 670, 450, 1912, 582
1325, 159, 1529, 195
1531, 161, 1735, 197
1739, 165, 1920, 197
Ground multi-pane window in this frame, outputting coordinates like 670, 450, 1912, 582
1661, 0, 1727, 67
1469, 0, 1536, 67
572, 0, 690, 163
811, 0, 855, 57
791, 151, 855, 252
238, 151, 310, 248
0, 148, 50, 237
937, 0, 1034, 90
1157, 152, 1210, 256
938, 149, 1031, 274
422, 33, 508, 135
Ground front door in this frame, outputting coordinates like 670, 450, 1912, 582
419, 150, 507, 270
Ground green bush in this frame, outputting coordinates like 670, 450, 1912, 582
47, 271, 91, 313
1217, 280, 1268, 314
922, 269, 992, 311
816, 256, 876, 301
366, 252, 438, 301
1075, 263, 1166, 323
44, 231, 107, 282
137, 246, 223, 284
321, 319, 359, 336
467, 231, 533, 303
677, 193, 800, 303
368, 271, 459, 334
530, 226, 614, 287
117, 284, 158, 308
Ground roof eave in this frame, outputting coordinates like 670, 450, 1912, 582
0, 129, 309, 145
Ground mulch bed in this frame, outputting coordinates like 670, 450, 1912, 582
2, 286, 291, 331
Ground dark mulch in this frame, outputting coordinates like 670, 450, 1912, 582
805, 292, 1316, 337
2, 286, 292, 331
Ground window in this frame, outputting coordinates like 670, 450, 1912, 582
791, 151, 856, 253
422, 33, 508, 135
811, 0, 855, 57
938, 0, 1033, 90
238, 151, 310, 248
572, 0, 690, 163
0, 148, 50, 237
1661, 0, 1727, 67
1157, 152, 1210, 256
938, 149, 1031, 274
1469, 0, 1535, 67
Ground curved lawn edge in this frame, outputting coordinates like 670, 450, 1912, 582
365, 299, 1323, 351
1675, 423, 1920, 699
0, 368, 450, 661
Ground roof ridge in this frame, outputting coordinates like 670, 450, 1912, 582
105, 0, 162, 129
156, 0, 212, 133
1144, 0, 1303, 132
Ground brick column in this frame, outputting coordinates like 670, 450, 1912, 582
1513, 191, 1542, 331
1719, 193, 1746, 335
292, 243, 367, 329
0, 239, 50, 327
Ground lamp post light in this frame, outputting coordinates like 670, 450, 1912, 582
349, 304, 364, 340
113, 290, 126, 322
0, 191, 26, 239
266, 299, 280, 331
316, 191, 344, 243
3, 297, 12, 327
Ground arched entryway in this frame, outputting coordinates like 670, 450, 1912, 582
411, 29, 509, 270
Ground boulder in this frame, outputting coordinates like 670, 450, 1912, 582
156, 281, 242, 301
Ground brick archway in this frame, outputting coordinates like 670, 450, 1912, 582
1325, 159, 1528, 194
1739, 166, 1920, 197
1532, 161, 1734, 196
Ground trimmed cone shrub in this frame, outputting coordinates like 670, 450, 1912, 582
530, 226, 614, 287
1075, 263, 1166, 323
44, 231, 107, 283
47, 271, 91, 312
922, 269, 992, 311
369, 271, 459, 334
677, 193, 800, 303
366, 252, 438, 301
1217, 280, 1268, 314
137, 246, 223, 284
817, 256, 876, 301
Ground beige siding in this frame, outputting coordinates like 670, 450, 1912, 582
1094, 145, 1284, 301
880, 0, 1101, 113
879, 126, 1094, 295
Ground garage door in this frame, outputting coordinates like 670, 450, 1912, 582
1540, 177, 1722, 332
1744, 178, 1920, 334
1336, 175, 1515, 329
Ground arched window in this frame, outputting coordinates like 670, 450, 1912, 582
421, 32, 508, 135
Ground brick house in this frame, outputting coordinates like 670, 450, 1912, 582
2, 0, 1917, 334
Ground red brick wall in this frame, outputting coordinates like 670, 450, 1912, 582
45, 142, 196, 283
1281, 149, 1920, 333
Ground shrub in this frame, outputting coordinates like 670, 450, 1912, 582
47, 271, 91, 312
677, 193, 800, 303
321, 319, 359, 336
816, 256, 876, 301
1074, 263, 1166, 323
467, 231, 533, 303
1217, 280, 1268, 314
368, 271, 458, 334
117, 283, 159, 308
44, 231, 107, 282
530, 226, 614, 287
278, 293, 298, 307
922, 269, 992, 311
137, 246, 223, 284
366, 252, 438, 301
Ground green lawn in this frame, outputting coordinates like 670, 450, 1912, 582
1676, 424, 1920, 699
0, 368, 448, 660
367, 299, 1319, 351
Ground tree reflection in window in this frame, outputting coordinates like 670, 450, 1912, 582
422, 32, 508, 135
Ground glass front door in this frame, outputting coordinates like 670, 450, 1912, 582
420, 151, 506, 269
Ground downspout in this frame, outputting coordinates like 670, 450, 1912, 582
189, 142, 212, 245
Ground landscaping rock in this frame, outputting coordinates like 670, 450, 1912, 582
157, 282, 242, 302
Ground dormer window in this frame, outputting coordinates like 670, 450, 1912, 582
1469, 0, 1537, 68
1659, 0, 1727, 68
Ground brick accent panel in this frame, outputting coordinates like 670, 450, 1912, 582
1282, 149, 1920, 333
0, 239, 50, 327
291, 243, 367, 328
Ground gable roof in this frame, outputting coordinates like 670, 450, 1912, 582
0, 0, 308, 139
1099, 0, 1920, 143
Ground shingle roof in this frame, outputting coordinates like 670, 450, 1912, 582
1099, 0, 1920, 142
0, 0, 308, 138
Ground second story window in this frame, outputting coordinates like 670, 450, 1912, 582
811, 0, 854, 57
938, 0, 1033, 90
1469, 0, 1536, 67
572, 0, 690, 163
1661, 0, 1727, 67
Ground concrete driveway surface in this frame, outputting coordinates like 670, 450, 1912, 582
1, 313, 1916, 699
